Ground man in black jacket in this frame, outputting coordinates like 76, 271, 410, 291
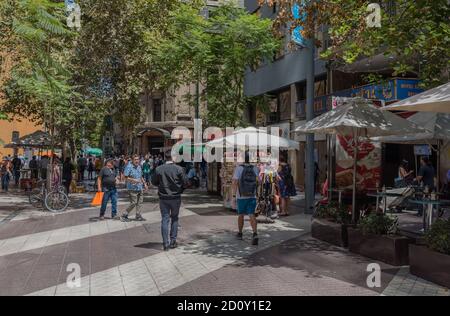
152, 152, 188, 251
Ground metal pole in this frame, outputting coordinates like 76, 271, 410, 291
305, 35, 315, 214
352, 136, 359, 223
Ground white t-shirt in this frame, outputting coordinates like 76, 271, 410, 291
233, 165, 259, 200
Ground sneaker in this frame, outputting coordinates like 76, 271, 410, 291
111, 215, 120, 221
236, 232, 243, 240
99, 216, 105, 221
169, 241, 178, 249
135, 215, 146, 222
120, 214, 130, 222
163, 246, 170, 252
252, 234, 259, 246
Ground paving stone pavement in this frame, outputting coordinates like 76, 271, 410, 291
0, 190, 448, 296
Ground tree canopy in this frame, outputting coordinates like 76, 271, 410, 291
152, 2, 280, 127
261, 0, 450, 87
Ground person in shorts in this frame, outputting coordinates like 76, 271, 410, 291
232, 152, 260, 246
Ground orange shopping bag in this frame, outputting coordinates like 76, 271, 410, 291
91, 192, 104, 207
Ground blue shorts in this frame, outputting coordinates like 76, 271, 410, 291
237, 198, 257, 215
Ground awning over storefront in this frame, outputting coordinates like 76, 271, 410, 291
136, 128, 171, 138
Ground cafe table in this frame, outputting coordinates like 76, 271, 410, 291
367, 191, 404, 214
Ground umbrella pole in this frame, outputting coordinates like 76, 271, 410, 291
437, 141, 441, 192
352, 136, 359, 223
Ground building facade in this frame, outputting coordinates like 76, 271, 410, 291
116, 0, 245, 156
244, 0, 328, 188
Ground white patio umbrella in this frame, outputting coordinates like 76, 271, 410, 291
372, 112, 450, 144
382, 82, 450, 113
294, 98, 427, 221
206, 127, 299, 150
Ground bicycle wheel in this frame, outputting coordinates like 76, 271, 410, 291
28, 188, 43, 208
44, 191, 69, 213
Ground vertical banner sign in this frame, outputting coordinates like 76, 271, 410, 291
332, 97, 382, 191
291, 2, 307, 47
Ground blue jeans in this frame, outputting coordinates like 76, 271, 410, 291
100, 188, 118, 217
160, 198, 181, 247
1, 174, 10, 192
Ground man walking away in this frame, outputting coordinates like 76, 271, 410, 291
98, 159, 119, 220
29, 156, 39, 180
232, 152, 260, 246
121, 155, 147, 222
12, 155, 22, 186
62, 157, 74, 195
39, 155, 49, 180
152, 151, 187, 251
77, 155, 87, 182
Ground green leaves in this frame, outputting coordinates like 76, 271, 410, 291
425, 219, 450, 255
268, 0, 450, 88
152, 3, 280, 127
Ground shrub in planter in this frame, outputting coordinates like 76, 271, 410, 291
358, 212, 396, 236
425, 218, 450, 255
410, 219, 450, 288
312, 203, 352, 247
314, 203, 352, 224
348, 212, 413, 266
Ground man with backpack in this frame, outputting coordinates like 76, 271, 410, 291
232, 151, 260, 246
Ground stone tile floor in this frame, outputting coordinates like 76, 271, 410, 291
0, 189, 447, 296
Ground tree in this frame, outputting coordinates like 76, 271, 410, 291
153, 2, 280, 127
71, 0, 183, 153
1, 0, 110, 158
260, 0, 450, 87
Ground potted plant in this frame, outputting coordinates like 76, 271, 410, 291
409, 218, 450, 288
348, 212, 414, 266
312, 203, 352, 247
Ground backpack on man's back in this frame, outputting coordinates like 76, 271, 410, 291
239, 164, 257, 198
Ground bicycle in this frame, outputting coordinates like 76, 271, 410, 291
28, 180, 69, 213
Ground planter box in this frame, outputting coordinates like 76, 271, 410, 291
348, 227, 414, 266
311, 218, 349, 248
409, 244, 450, 289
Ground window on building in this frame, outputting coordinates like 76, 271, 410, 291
153, 99, 162, 122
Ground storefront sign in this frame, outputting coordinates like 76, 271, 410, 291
296, 79, 423, 118
414, 145, 431, 156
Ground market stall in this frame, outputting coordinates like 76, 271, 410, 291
5, 130, 62, 190
206, 127, 299, 210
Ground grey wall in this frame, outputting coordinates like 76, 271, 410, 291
244, 50, 327, 96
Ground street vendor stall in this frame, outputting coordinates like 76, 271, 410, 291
206, 127, 299, 211
4, 130, 62, 190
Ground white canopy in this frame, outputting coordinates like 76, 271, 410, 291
206, 127, 299, 150
294, 98, 426, 138
382, 82, 450, 113
372, 112, 450, 144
